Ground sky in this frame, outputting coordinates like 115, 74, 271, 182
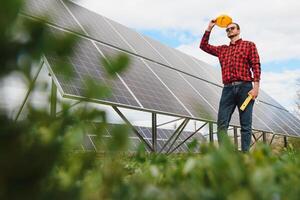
74, 0, 300, 115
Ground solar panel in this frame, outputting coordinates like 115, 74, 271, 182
277, 110, 300, 136
172, 49, 221, 85
96, 43, 191, 117
180, 73, 241, 125
251, 106, 277, 133
82, 124, 205, 153
64, 1, 133, 52
45, 27, 141, 107
285, 112, 300, 130
259, 103, 299, 136
104, 18, 172, 66
23, 0, 79, 31
258, 90, 287, 110
253, 102, 288, 134
146, 60, 216, 121
22, 0, 300, 138
192, 59, 223, 85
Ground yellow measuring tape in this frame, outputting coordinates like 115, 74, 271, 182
240, 94, 253, 111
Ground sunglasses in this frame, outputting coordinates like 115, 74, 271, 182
226, 26, 236, 32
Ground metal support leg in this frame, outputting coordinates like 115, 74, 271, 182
166, 119, 189, 153
14, 60, 44, 121
233, 126, 238, 148
157, 117, 183, 127
262, 132, 267, 144
284, 136, 288, 148
209, 122, 214, 143
112, 106, 153, 151
169, 122, 207, 154
250, 132, 264, 147
152, 113, 157, 152
159, 119, 188, 153
269, 134, 275, 145
56, 101, 81, 115
50, 79, 57, 117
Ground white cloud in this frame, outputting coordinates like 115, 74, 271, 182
260, 69, 300, 112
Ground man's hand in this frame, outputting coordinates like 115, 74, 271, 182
248, 82, 260, 100
248, 88, 259, 99
206, 19, 216, 32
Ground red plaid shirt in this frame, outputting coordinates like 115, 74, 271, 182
200, 31, 261, 84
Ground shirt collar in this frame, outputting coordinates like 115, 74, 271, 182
230, 38, 242, 46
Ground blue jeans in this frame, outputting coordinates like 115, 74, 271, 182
217, 81, 254, 152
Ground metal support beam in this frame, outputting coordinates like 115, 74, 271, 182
233, 126, 238, 148
112, 106, 153, 151
209, 122, 214, 143
262, 132, 267, 144
50, 79, 57, 117
169, 122, 207, 154
14, 60, 44, 121
250, 132, 264, 147
56, 101, 82, 115
252, 131, 261, 134
269, 134, 275, 145
159, 118, 188, 153
157, 117, 183, 127
166, 119, 189, 153
152, 113, 157, 152
284, 136, 288, 148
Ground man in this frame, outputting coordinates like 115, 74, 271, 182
200, 20, 261, 152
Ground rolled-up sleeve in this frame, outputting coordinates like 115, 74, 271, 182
248, 42, 261, 82
199, 31, 221, 57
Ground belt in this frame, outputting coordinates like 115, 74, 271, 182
224, 81, 249, 87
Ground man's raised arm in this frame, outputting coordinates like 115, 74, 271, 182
200, 19, 221, 57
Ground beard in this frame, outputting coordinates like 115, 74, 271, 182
228, 33, 238, 39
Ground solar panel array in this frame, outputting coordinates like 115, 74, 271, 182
22, 0, 300, 138
82, 124, 206, 153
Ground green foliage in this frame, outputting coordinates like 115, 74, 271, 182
288, 137, 300, 150
0, 0, 128, 199
1, 1, 300, 200
83, 137, 300, 200
102, 53, 130, 77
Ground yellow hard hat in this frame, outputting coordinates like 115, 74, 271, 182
215, 14, 233, 28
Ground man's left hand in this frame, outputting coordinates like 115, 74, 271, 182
248, 88, 259, 100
